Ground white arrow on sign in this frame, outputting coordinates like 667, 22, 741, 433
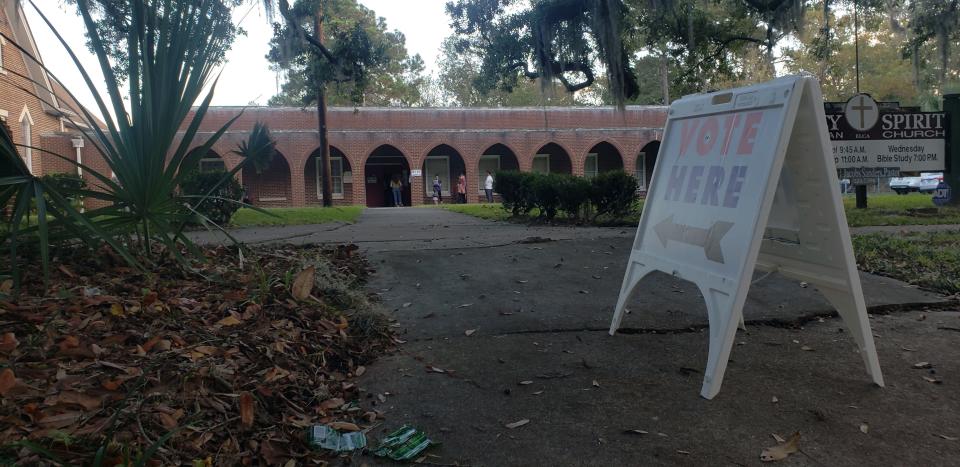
653, 215, 734, 264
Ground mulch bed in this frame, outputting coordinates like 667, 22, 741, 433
0, 243, 396, 465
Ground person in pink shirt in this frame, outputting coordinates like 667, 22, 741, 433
457, 172, 467, 204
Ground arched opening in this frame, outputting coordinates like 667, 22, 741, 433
241, 150, 292, 207
532, 143, 572, 174
636, 141, 660, 195
422, 144, 466, 204
365, 145, 410, 207
186, 148, 226, 173
585, 142, 623, 178
479, 144, 520, 202
305, 146, 353, 205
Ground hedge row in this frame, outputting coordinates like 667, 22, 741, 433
494, 170, 639, 220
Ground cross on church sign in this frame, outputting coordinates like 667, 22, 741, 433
826, 93, 947, 175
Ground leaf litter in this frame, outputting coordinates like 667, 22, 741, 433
0, 243, 394, 465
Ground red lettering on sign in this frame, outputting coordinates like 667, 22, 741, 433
696, 117, 719, 156
678, 119, 701, 157
736, 112, 763, 155
720, 114, 741, 157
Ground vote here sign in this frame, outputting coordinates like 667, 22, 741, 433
637, 82, 792, 279
613, 76, 884, 399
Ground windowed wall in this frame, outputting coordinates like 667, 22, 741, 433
584, 153, 598, 179
478, 155, 500, 192
20, 114, 32, 174
424, 156, 451, 196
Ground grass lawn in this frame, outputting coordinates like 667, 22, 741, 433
230, 206, 364, 227
853, 231, 960, 295
440, 200, 647, 225
442, 194, 960, 228
843, 193, 960, 227
439, 203, 514, 221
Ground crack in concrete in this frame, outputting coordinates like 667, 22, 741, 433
397, 299, 959, 343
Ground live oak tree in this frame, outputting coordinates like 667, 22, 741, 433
783, 2, 919, 104
907, 0, 960, 96
443, 0, 912, 105
263, 0, 423, 205
446, 0, 642, 107
66, 0, 244, 82
434, 37, 580, 106
266, 4, 432, 107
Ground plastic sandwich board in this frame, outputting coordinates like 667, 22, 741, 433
609, 75, 884, 399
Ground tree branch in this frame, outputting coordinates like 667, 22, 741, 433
276, 0, 336, 64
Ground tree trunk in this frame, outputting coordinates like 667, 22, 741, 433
818, 0, 831, 83
659, 51, 670, 105
314, 13, 333, 207
765, 25, 776, 78
938, 30, 949, 92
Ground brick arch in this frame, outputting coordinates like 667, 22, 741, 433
531, 141, 573, 174
584, 140, 625, 176
184, 146, 231, 173
242, 149, 292, 207
421, 143, 467, 203
364, 144, 412, 207
636, 140, 661, 192
304, 145, 354, 205
583, 139, 628, 165
359, 141, 415, 168
479, 143, 521, 172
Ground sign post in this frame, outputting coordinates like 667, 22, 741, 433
609, 76, 884, 399
944, 94, 960, 206
846, 94, 878, 208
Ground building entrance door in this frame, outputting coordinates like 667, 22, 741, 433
364, 163, 410, 207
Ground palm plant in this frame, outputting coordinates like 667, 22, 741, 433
1, 0, 258, 285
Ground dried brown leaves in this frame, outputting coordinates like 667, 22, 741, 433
0, 244, 392, 465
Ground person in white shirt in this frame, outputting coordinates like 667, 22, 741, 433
484, 171, 494, 203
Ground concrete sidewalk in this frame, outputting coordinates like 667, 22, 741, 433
191, 207, 635, 252
189, 207, 960, 252
329, 208, 960, 466
197, 208, 959, 465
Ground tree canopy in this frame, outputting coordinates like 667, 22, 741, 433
265, 0, 431, 107
66, 0, 244, 83
444, 0, 957, 108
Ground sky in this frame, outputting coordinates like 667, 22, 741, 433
24, 0, 453, 111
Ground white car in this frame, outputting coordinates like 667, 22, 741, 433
889, 172, 943, 195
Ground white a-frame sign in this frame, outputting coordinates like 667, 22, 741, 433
609, 76, 884, 399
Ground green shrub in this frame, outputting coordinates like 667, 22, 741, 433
556, 174, 592, 220
40, 173, 87, 208
494, 170, 535, 216
179, 171, 244, 225
532, 173, 563, 219
590, 170, 638, 219
40, 172, 86, 192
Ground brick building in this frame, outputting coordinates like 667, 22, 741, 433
0, 0, 100, 178
182, 106, 667, 207
3, 0, 667, 209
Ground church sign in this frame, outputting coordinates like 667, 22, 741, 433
826, 94, 947, 176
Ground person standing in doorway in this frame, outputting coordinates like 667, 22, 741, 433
433, 175, 443, 205
390, 175, 403, 207
457, 172, 467, 204
484, 170, 494, 203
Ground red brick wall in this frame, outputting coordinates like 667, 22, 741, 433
1, 1, 69, 176
304, 146, 356, 206
242, 152, 293, 208
174, 106, 666, 207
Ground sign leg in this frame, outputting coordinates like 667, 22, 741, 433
818, 285, 884, 387
609, 262, 651, 335
700, 287, 743, 399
